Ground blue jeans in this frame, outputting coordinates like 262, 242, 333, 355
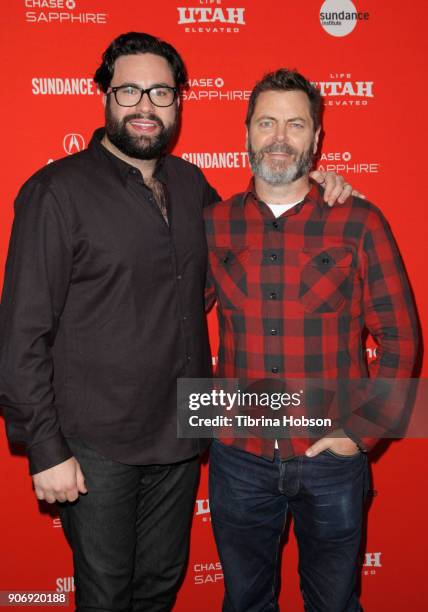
209, 440, 368, 612
58, 438, 199, 612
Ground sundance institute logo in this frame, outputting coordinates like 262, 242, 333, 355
320, 0, 369, 37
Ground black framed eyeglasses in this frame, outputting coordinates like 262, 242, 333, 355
107, 85, 177, 108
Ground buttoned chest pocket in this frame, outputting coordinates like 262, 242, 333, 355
209, 247, 249, 309
299, 247, 354, 314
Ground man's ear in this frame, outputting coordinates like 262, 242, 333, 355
313, 127, 321, 154
102, 94, 107, 108
245, 127, 249, 151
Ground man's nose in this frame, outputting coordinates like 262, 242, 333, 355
273, 123, 288, 142
136, 91, 155, 113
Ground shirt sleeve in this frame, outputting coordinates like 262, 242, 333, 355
344, 206, 420, 451
205, 260, 217, 313
0, 178, 73, 474
199, 170, 220, 311
201, 173, 221, 209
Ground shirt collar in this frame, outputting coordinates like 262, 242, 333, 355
242, 176, 327, 218
88, 127, 167, 186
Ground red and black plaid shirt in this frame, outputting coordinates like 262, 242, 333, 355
204, 181, 419, 459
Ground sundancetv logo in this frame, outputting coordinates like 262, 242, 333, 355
24, 0, 108, 24
177, 1, 246, 34
320, 0, 369, 37
31, 77, 102, 96
181, 151, 249, 169
56, 576, 75, 593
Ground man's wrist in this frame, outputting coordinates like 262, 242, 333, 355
343, 429, 367, 453
28, 434, 72, 475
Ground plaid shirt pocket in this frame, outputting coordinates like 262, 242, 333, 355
209, 247, 249, 309
299, 247, 354, 314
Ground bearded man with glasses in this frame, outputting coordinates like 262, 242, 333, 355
0, 32, 355, 610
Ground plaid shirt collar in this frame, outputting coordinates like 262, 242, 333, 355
241, 177, 327, 219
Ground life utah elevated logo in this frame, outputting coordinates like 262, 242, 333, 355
177, 0, 246, 34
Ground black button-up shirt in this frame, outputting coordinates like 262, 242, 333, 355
0, 129, 219, 474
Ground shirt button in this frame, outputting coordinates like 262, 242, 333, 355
270, 253, 278, 261
187, 355, 191, 361
270, 329, 278, 335
182, 316, 187, 321
177, 274, 182, 280
269, 292, 277, 300
272, 221, 279, 229
271, 366, 279, 374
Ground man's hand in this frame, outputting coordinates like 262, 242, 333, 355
305, 429, 360, 458
310, 170, 365, 207
32, 457, 87, 504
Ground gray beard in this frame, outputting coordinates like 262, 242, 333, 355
248, 141, 314, 185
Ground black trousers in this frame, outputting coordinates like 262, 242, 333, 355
58, 438, 199, 612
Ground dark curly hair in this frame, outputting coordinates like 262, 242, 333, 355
94, 32, 187, 93
246, 69, 322, 132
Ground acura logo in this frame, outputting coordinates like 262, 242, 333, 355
63, 133, 85, 155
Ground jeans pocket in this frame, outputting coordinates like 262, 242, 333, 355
324, 448, 362, 460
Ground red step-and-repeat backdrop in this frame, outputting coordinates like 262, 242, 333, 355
1, 1, 427, 610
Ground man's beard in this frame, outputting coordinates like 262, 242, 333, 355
105, 104, 178, 160
248, 139, 315, 185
